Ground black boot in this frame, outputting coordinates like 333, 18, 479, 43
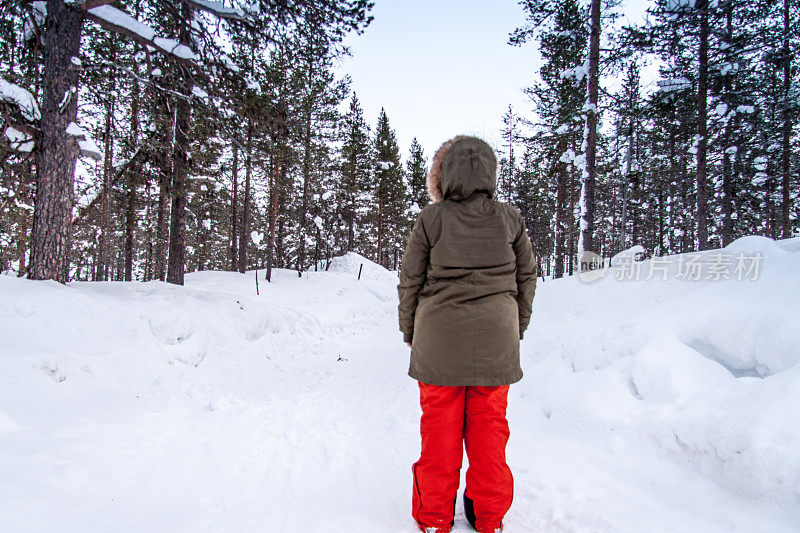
464, 493, 477, 531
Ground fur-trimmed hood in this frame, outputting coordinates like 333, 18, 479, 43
426, 136, 498, 203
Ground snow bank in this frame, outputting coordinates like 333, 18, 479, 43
523, 235, 800, 528
1, 242, 799, 531
327, 251, 397, 283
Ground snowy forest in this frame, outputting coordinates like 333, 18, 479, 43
0, 0, 798, 283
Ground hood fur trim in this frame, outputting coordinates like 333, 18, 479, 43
426, 136, 467, 203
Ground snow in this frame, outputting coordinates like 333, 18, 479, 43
558, 148, 575, 163
560, 63, 588, 84
631, 333, 735, 401
66, 122, 85, 139
0, 78, 41, 121
192, 86, 209, 99
4, 126, 34, 152
66, 122, 102, 160
313, 216, 324, 231
88, 6, 197, 61
327, 251, 396, 283
1, 243, 800, 531
191, 0, 249, 19
581, 102, 598, 115
78, 138, 102, 160
610, 244, 646, 266
657, 77, 691, 93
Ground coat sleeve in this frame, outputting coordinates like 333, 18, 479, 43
512, 212, 537, 339
397, 214, 430, 344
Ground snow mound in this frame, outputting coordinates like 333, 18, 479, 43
327, 252, 396, 283
631, 334, 735, 401
724, 235, 787, 259
524, 236, 800, 526
610, 244, 645, 266
776, 237, 800, 253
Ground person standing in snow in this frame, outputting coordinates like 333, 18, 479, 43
398, 136, 537, 533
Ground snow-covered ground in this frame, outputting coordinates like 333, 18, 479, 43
1, 241, 799, 532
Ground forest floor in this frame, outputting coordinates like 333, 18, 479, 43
1, 238, 799, 532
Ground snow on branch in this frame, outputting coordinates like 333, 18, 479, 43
0, 79, 41, 121
66, 122, 102, 160
86, 5, 197, 63
185, 0, 252, 22
4, 126, 35, 153
657, 78, 691, 93
561, 62, 588, 84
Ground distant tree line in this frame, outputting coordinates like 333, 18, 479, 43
2, 0, 797, 284
1, 0, 433, 283
507, 0, 798, 278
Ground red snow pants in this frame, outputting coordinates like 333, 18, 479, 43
412, 382, 513, 532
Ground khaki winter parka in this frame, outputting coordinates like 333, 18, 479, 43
397, 136, 537, 386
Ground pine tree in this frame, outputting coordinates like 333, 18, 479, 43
579, 0, 601, 259
406, 138, 428, 209
499, 105, 519, 201
338, 93, 373, 253
513, 0, 587, 277
372, 108, 406, 268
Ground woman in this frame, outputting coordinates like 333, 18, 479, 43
398, 136, 537, 533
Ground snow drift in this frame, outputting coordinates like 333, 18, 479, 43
1, 243, 799, 532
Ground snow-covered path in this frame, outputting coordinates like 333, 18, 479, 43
1, 242, 799, 532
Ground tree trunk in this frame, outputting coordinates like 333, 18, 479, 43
298, 100, 313, 271
567, 164, 575, 276
238, 117, 253, 274
696, 0, 710, 251
348, 194, 355, 252
377, 199, 384, 266
124, 26, 141, 282
622, 113, 634, 251
720, 5, 734, 246
580, 0, 600, 260
144, 180, 153, 280
781, 0, 792, 238
230, 139, 239, 270
98, 80, 116, 281
267, 152, 280, 282
30, 0, 84, 283
155, 162, 170, 281
554, 159, 567, 278
124, 74, 140, 281
166, 2, 193, 285
16, 164, 32, 277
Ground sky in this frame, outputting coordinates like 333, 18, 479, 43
337, 0, 653, 161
